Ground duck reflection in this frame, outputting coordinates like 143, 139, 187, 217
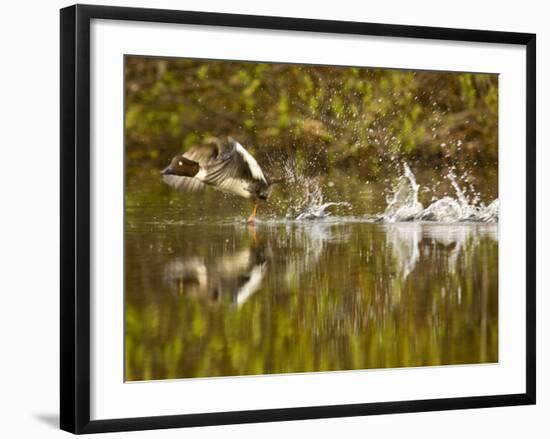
163, 244, 268, 307
161, 222, 352, 306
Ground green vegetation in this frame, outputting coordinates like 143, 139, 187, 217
125, 56, 498, 182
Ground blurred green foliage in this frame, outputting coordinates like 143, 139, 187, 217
125, 56, 498, 179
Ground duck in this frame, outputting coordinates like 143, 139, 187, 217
161, 136, 278, 223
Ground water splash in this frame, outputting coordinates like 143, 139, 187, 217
294, 202, 351, 220
382, 163, 498, 223
265, 157, 497, 224
382, 163, 424, 222
477, 199, 499, 223
278, 159, 350, 220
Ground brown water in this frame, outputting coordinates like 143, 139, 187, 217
125, 204, 498, 381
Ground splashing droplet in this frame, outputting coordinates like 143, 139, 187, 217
381, 163, 498, 223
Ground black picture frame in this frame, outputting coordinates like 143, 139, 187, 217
60, 4, 536, 434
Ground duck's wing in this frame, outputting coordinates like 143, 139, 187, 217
202, 138, 267, 186
183, 140, 220, 166
162, 139, 221, 193
162, 174, 207, 193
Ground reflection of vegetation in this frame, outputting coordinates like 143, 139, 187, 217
125, 57, 498, 182
125, 221, 497, 381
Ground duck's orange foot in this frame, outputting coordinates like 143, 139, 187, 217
247, 203, 258, 225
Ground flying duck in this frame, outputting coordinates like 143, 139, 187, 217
161, 137, 277, 223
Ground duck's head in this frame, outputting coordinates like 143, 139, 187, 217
161, 155, 200, 178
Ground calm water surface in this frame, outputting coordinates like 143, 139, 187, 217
125, 206, 498, 381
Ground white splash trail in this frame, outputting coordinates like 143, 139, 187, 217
382, 163, 498, 223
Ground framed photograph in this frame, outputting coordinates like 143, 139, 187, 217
60, 4, 536, 434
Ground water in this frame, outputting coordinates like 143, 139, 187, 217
382, 163, 498, 223
125, 165, 498, 381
